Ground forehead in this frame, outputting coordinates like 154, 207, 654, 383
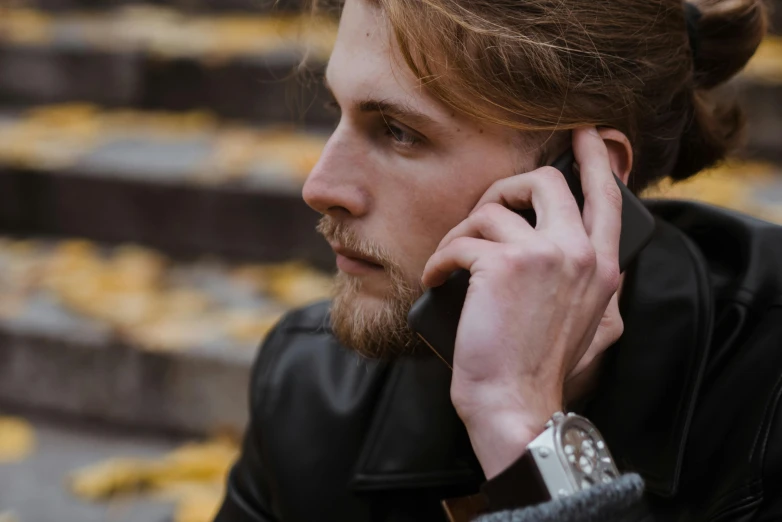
325, 0, 453, 119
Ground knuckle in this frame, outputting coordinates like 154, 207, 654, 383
567, 240, 597, 271
498, 245, 526, 272
534, 168, 570, 192
470, 207, 499, 234
487, 176, 512, 195
449, 236, 473, 253
536, 166, 563, 182
473, 202, 505, 223
526, 241, 565, 271
497, 244, 549, 273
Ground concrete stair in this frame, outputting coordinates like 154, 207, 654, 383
0, 7, 336, 125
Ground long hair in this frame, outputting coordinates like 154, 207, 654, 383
310, 0, 767, 192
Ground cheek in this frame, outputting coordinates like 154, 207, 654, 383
388, 155, 510, 278
407, 191, 469, 272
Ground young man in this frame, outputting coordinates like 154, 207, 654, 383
216, 0, 781, 520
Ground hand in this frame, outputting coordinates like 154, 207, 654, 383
421, 127, 625, 478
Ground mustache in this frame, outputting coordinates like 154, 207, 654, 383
317, 216, 397, 270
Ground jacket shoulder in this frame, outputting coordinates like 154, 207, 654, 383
249, 299, 388, 423
241, 300, 391, 518
647, 199, 782, 304
217, 301, 390, 521
248, 300, 333, 394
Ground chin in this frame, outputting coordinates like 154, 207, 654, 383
329, 271, 423, 359
341, 269, 394, 300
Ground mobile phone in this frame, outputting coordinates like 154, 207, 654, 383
407, 148, 656, 369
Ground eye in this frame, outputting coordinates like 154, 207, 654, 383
384, 121, 422, 147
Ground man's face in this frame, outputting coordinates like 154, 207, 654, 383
303, 0, 539, 357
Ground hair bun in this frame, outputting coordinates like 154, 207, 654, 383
689, 0, 768, 90
669, 0, 768, 180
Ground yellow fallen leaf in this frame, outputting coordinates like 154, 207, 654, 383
0, 8, 53, 45
268, 268, 333, 307
0, 417, 35, 463
69, 458, 152, 501
146, 439, 238, 488
250, 261, 333, 307
69, 437, 239, 501
128, 316, 216, 352
173, 486, 224, 522
643, 161, 779, 222
220, 309, 284, 345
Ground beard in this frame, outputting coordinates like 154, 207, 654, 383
317, 216, 424, 359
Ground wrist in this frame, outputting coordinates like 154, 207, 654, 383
461, 408, 553, 480
452, 381, 563, 479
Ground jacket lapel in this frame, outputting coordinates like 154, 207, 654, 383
583, 216, 714, 497
349, 353, 483, 491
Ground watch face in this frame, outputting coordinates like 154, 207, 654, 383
556, 415, 618, 491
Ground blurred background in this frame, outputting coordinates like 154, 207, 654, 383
0, 1, 779, 521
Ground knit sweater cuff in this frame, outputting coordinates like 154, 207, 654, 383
473, 474, 648, 522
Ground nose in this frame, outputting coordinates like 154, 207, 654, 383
303, 131, 370, 219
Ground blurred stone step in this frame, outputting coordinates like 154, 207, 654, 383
0, 324, 253, 436
0, 235, 333, 435
0, 167, 333, 267
0, 48, 333, 126
0, 105, 333, 267
0, 8, 337, 126
0, 415, 180, 522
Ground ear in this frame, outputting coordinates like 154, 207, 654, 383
597, 128, 633, 185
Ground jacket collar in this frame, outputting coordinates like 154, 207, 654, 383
350, 214, 714, 498
582, 217, 714, 497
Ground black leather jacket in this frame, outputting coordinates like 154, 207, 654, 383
215, 200, 782, 522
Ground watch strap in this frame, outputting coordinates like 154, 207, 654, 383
480, 449, 552, 512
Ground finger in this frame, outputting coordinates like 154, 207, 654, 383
573, 127, 622, 261
470, 166, 581, 230
422, 237, 500, 288
436, 203, 534, 253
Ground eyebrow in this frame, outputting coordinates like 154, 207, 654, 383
323, 75, 449, 136
359, 98, 440, 130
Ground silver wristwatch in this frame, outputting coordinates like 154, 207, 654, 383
528, 412, 619, 498
480, 412, 620, 510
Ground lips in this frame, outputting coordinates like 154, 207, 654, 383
331, 245, 384, 268
331, 244, 385, 276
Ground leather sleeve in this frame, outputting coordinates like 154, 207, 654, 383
213, 319, 290, 522
472, 474, 652, 522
